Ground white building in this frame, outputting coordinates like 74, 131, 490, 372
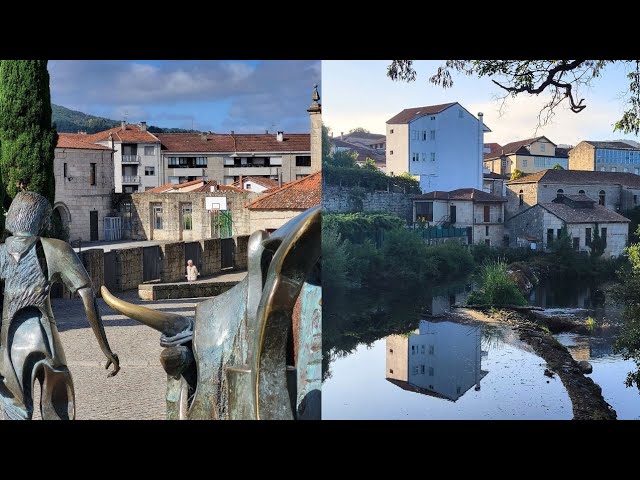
92, 121, 162, 193
386, 102, 490, 192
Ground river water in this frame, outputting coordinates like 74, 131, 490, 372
323, 282, 640, 420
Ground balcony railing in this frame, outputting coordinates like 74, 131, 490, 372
122, 175, 141, 184
122, 155, 141, 163
475, 215, 503, 224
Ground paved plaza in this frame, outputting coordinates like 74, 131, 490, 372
32, 291, 211, 420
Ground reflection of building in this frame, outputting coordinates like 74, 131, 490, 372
386, 320, 487, 401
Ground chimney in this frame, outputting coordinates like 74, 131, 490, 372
140, 121, 147, 131
239, 174, 243, 190
265, 129, 269, 134
201, 132, 207, 142
121, 120, 126, 131
341, 132, 344, 138
277, 131, 284, 142
278, 171, 282, 187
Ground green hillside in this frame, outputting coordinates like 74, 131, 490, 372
52, 104, 199, 134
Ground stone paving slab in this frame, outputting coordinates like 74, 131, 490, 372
31, 292, 211, 420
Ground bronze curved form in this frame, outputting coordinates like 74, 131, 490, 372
101, 205, 321, 420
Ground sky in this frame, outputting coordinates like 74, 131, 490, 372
48, 60, 320, 133
322, 60, 639, 146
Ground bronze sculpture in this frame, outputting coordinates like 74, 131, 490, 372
0, 191, 120, 420
101, 205, 321, 419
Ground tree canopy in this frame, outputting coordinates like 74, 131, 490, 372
388, 60, 640, 134
348, 127, 370, 134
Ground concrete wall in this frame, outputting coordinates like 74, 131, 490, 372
385, 123, 409, 178
386, 335, 409, 381
130, 190, 258, 241
323, 185, 413, 223
568, 142, 596, 171
528, 138, 556, 156
54, 148, 114, 242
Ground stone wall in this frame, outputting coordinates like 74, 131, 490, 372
130, 190, 258, 241
323, 185, 413, 223
505, 182, 539, 219
568, 142, 596, 171
54, 148, 115, 242
115, 247, 143, 291
472, 224, 505, 247
249, 209, 303, 232
81, 249, 105, 294
505, 205, 544, 247
201, 238, 221, 275
160, 242, 186, 283
235, 235, 249, 270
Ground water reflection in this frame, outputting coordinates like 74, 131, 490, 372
386, 321, 487, 401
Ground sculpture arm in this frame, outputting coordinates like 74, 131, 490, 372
78, 287, 120, 377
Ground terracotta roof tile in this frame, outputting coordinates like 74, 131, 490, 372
246, 171, 321, 210
483, 137, 548, 160
156, 133, 309, 153
233, 176, 280, 189
144, 183, 176, 193
584, 140, 640, 150
508, 168, 640, 188
57, 133, 112, 150
413, 188, 507, 203
386, 102, 457, 124
90, 124, 160, 143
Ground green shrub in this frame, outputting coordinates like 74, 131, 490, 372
467, 260, 527, 307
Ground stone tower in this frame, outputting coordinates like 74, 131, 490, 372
307, 84, 322, 173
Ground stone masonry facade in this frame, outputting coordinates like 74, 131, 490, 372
323, 185, 413, 223
568, 142, 596, 171
54, 148, 115, 242
130, 191, 258, 241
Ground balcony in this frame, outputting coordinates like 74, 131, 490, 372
224, 166, 281, 177
122, 175, 141, 184
122, 155, 141, 164
475, 215, 503, 224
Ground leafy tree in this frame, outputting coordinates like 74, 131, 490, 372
590, 224, 606, 258
322, 123, 332, 160
387, 60, 640, 134
552, 163, 565, 170
623, 208, 640, 244
0, 60, 57, 210
550, 225, 572, 255
348, 127, 370, 134
324, 149, 358, 169
510, 169, 525, 180
362, 158, 378, 170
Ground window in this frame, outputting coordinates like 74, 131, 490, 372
389, 348, 394, 354
428, 366, 434, 376
483, 205, 490, 223
430, 116, 436, 120
502, 159, 507, 168
428, 345, 434, 355
153, 204, 163, 230
430, 152, 436, 162
296, 155, 311, 166
390, 129, 394, 134
599, 190, 606, 206
389, 150, 393, 155
411, 345, 415, 354
412, 130, 418, 140
144, 146, 155, 156
416, 202, 433, 222
486, 226, 490, 236
90, 163, 96, 185
195, 157, 208, 166
573, 237, 580, 250
578, 190, 585, 194
430, 130, 436, 140
422, 130, 427, 141
63, 163, 67, 178
182, 204, 192, 231
557, 229, 562, 239
413, 366, 419, 375
421, 153, 426, 162
412, 152, 419, 162
611, 167, 617, 172
600, 167, 606, 172
547, 229, 554, 245
421, 345, 425, 354
522, 159, 528, 167
519, 190, 524, 206
296, 174, 309, 180
586, 228, 592, 247
168, 157, 179, 166
389, 369, 393, 374
602, 228, 607, 247
145, 166, 155, 176
540, 144, 546, 152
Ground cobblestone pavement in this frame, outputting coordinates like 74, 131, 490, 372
31, 291, 211, 420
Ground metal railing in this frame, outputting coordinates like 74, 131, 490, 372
122, 155, 141, 163
122, 175, 141, 184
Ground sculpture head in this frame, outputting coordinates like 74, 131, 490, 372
5, 191, 52, 236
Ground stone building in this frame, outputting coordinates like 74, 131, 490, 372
568, 140, 640, 174
483, 136, 568, 176
246, 171, 321, 232
54, 133, 115, 242
505, 169, 640, 219
130, 188, 258, 241
483, 172, 506, 196
507, 194, 630, 257
412, 188, 507, 246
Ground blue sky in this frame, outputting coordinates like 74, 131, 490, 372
49, 60, 320, 133
322, 60, 638, 146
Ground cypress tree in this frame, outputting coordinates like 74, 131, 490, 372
0, 60, 57, 212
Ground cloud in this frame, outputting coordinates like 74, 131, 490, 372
48, 60, 320, 132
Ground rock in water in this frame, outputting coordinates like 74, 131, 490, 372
578, 360, 593, 374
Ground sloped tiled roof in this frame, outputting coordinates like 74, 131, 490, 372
331, 138, 386, 166
540, 203, 630, 224
57, 133, 112, 150
484, 172, 507, 180
156, 133, 309, 153
339, 132, 386, 141
386, 102, 457, 124
484, 142, 502, 152
584, 140, 640, 150
144, 183, 176, 194
413, 188, 507, 203
234, 176, 280, 189
483, 137, 549, 160
507, 169, 640, 188
246, 171, 321, 210
90, 124, 160, 143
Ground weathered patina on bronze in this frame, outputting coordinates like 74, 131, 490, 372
0, 191, 120, 420
101, 205, 321, 419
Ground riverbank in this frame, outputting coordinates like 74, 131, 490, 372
454, 307, 617, 420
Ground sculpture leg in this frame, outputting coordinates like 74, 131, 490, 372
36, 362, 75, 420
